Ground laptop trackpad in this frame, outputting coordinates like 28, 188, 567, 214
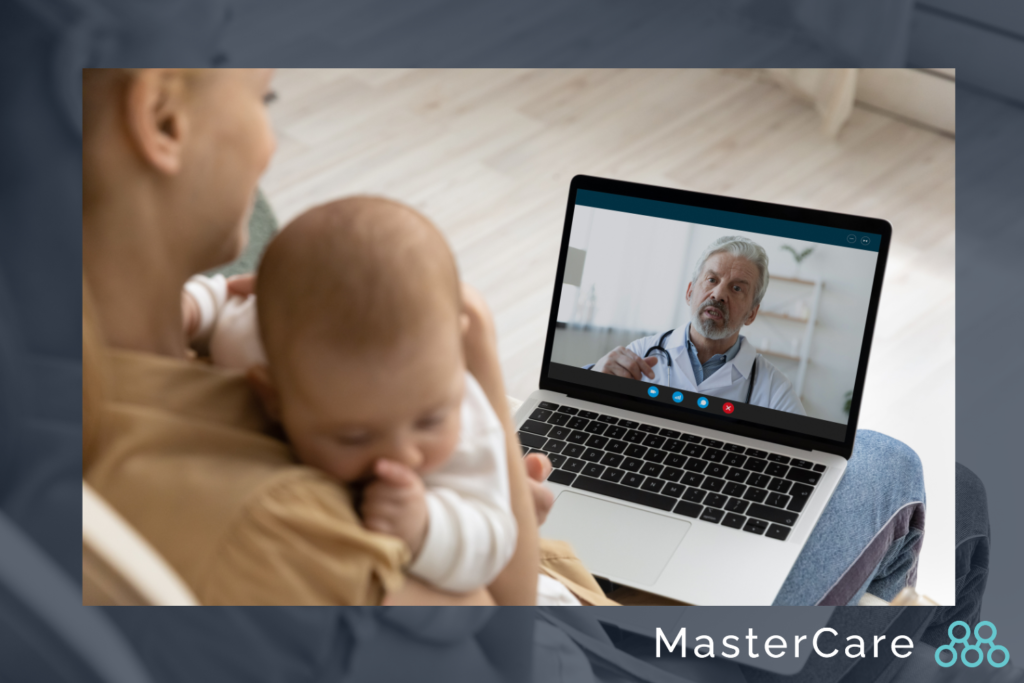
543, 492, 691, 586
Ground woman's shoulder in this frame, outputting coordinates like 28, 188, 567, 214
90, 348, 410, 604
103, 348, 275, 431
91, 416, 410, 605
91, 349, 299, 506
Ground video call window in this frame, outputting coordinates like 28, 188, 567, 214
549, 198, 880, 430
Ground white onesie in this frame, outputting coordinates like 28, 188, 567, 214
184, 274, 517, 593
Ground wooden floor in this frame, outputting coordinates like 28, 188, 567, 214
262, 69, 956, 604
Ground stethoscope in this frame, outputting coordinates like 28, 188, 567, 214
644, 329, 759, 404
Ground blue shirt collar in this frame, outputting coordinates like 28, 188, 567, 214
683, 322, 744, 384
684, 322, 743, 361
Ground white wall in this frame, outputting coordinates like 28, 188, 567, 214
553, 208, 879, 424
558, 205, 691, 331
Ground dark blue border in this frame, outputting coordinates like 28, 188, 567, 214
575, 189, 881, 252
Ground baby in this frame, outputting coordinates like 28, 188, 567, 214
185, 197, 516, 594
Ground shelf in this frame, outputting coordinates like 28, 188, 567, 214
760, 311, 811, 323
755, 348, 801, 362
769, 274, 818, 286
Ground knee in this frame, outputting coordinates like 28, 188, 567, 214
854, 430, 925, 502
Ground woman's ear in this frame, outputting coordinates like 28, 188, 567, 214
124, 69, 191, 175
247, 364, 282, 422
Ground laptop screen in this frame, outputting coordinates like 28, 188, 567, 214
545, 183, 886, 445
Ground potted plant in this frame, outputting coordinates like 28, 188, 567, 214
782, 244, 814, 280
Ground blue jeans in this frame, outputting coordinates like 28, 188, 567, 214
773, 430, 927, 606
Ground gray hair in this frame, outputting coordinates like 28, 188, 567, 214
691, 235, 770, 306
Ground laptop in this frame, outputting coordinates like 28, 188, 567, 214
514, 174, 890, 606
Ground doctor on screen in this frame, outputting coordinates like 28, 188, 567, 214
590, 235, 806, 415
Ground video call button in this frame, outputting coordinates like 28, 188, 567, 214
697, 397, 709, 409
672, 391, 684, 403
647, 386, 659, 398
860, 235, 871, 246
723, 402, 735, 414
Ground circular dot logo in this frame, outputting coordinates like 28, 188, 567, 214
935, 620, 1010, 669
647, 386, 659, 398
977, 622, 1010, 668
672, 391, 684, 403
697, 397, 709, 409
935, 622, 971, 668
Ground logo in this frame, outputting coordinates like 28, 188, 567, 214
672, 391, 684, 403
935, 621, 1009, 668
647, 386, 659, 398
697, 396, 709, 409
722, 402, 735, 414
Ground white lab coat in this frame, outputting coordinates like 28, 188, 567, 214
623, 327, 807, 415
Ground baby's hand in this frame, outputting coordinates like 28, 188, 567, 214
361, 460, 430, 557
225, 273, 256, 298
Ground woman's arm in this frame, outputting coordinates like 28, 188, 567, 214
460, 285, 540, 605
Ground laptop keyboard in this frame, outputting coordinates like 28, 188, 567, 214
518, 402, 827, 542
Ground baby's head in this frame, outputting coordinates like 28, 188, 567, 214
252, 197, 464, 484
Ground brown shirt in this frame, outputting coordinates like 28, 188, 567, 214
86, 349, 408, 605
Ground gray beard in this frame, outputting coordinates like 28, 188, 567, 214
691, 303, 738, 341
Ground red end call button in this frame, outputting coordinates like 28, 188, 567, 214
722, 402, 735, 414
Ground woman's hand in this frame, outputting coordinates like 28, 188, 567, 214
458, 283, 540, 604
460, 283, 499, 381
524, 452, 555, 525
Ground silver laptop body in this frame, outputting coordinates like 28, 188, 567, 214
516, 175, 891, 606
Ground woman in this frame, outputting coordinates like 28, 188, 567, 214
83, 68, 545, 605
83, 68, 926, 607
